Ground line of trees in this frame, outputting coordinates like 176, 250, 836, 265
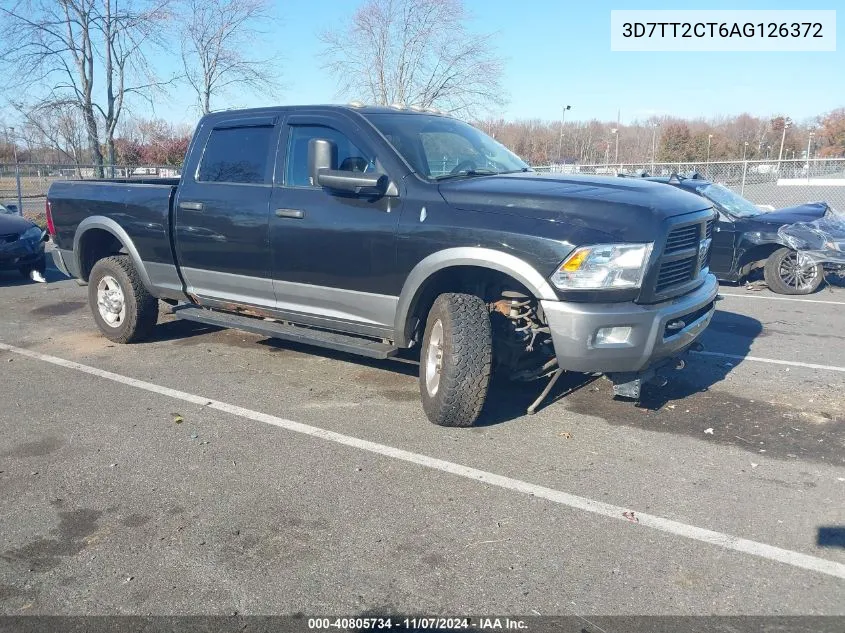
480, 109, 845, 167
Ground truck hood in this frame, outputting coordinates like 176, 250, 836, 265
437, 173, 713, 240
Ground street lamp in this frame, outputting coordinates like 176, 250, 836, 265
706, 134, 713, 163
742, 141, 749, 161
611, 128, 619, 164
806, 131, 815, 178
557, 105, 571, 165
776, 117, 792, 171
7, 127, 22, 216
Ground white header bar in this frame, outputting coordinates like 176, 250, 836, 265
611, 10, 836, 52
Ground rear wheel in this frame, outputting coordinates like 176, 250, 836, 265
87, 255, 158, 343
764, 247, 823, 295
419, 293, 492, 427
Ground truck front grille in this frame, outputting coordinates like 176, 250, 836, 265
648, 213, 715, 298
656, 256, 697, 292
664, 224, 699, 253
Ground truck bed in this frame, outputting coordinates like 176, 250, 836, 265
48, 179, 179, 281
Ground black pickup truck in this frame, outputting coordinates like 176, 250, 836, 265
47, 105, 718, 426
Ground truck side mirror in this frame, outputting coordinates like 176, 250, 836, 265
308, 137, 390, 197
308, 138, 337, 186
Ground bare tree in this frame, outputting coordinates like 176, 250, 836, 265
0, 0, 171, 176
320, 0, 506, 117
180, 0, 280, 115
14, 102, 89, 167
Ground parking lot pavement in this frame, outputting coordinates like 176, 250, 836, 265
1, 269, 844, 617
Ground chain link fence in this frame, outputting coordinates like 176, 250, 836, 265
0, 163, 182, 220
535, 158, 845, 211
5, 159, 844, 222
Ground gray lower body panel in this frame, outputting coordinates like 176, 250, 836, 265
542, 274, 718, 374
51, 248, 78, 278
180, 267, 399, 340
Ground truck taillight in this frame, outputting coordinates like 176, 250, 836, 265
46, 199, 56, 236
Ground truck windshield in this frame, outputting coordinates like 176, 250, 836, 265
364, 113, 529, 180
696, 183, 762, 218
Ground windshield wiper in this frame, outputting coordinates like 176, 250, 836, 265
433, 168, 500, 181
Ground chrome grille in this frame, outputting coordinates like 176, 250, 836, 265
705, 218, 714, 239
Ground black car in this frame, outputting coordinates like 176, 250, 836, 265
643, 173, 832, 295
0, 204, 48, 279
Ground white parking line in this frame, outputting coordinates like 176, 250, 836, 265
2, 341, 844, 582
719, 292, 845, 306
693, 350, 845, 373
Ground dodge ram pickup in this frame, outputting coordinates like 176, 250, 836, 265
47, 104, 718, 426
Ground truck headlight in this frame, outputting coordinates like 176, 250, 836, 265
551, 243, 653, 290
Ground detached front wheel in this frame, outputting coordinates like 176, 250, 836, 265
419, 293, 493, 427
88, 255, 158, 343
764, 247, 823, 295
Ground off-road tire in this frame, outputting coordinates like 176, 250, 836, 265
419, 293, 493, 427
763, 247, 823, 295
88, 255, 158, 343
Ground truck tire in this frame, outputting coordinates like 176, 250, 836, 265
87, 255, 158, 343
763, 247, 823, 295
419, 293, 492, 427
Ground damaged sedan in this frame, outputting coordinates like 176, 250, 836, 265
643, 173, 839, 295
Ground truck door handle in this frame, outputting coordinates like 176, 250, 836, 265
179, 201, 204, 211
275, 208, 305, 219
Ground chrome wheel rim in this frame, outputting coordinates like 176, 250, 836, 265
425, 319, 444, 397
778, 252, 818, 291
96, 275, 126, 328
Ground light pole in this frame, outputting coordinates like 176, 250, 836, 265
806, 131, 815, 179
8, 127, 22, 216
776, 117, 792, 172
611, 128, 619, 164
766, 145, 771, 160
650, 122, 659, 173
706, 134, 713, 163
557, 105, 571, 165
742, 141, 749, 161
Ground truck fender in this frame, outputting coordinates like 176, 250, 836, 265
393, 247, 559, 347
73, 216, 154, 292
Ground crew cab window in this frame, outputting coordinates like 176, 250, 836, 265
286, 125, 374, 187
197, 126, 274, 184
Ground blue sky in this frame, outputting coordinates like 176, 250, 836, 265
146, 0, 844, 126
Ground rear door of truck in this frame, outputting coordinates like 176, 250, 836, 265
173, 114, 281, 307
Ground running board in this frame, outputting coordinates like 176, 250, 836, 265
171, 305, 399, 360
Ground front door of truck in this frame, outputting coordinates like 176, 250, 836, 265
268, 115, 402, 336
174, 116, 280, 307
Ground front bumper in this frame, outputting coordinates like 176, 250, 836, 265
541, 273, 718, 374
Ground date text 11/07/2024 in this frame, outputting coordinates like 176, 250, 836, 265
306, 617, 528, 630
